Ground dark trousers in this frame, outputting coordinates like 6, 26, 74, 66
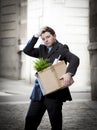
24, 97, 63, 130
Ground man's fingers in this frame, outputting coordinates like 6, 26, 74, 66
59, 75, 74, 87
70, 78, 74, 84
59, 76, 64, 80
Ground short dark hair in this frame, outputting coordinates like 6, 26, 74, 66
40, 26, 55, 36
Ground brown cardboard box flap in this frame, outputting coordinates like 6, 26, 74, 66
38, 61, 67, 95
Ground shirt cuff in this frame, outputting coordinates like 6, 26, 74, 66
67, 72, 73, 77
34, 34, 39, 38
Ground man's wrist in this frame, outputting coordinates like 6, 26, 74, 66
67, 72, 73, 77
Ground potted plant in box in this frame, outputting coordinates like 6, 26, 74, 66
33, 58, 51, 72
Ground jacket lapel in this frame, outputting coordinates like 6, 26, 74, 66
46, 41, 59, 58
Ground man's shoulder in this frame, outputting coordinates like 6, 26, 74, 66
57, 42, 69, 50
39, 44, 47, 50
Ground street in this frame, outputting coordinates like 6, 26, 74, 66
0, 78, 97, 130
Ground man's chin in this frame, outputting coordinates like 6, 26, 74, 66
46, 44, 53, 47
47, 45, 52, 47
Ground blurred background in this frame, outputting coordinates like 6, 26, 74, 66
0, 0, 97, 100
0, 1, 97, 130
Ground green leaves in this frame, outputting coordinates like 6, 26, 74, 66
33, 58, 51, 72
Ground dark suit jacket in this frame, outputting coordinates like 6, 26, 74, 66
23, 36, 80, 102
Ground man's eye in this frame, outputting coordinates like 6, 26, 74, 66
42, 38, 45, 41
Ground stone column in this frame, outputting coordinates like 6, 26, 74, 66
0, 0, 27, 80
88, 0, 97, 100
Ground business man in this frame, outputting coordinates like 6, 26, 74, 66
23, 26, 79, 130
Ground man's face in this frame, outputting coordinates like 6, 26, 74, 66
41, 32, 56, 47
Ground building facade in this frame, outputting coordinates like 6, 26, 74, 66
1, 0, 97, 100
27, 0, 90, 92
88, 0, 97, 100
0, 0, 27, 79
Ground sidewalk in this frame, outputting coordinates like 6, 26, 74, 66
0, 78, 91, 101
0, 78, 97, 130
0, 100, 97, 130
0, 78, 32, 96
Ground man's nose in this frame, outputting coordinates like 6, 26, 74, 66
45, 39, 48, 42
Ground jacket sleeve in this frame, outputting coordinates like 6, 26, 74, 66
23, 36, 39, 58
62, 45, 80, 76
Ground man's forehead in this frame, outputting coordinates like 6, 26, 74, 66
41, 32, 51, 37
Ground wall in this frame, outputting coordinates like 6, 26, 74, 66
0, 0, 20, 79
88, 0, 97, 100
0, 0, 27, 79
18, 0, 27, 79
27, 0, 90, 91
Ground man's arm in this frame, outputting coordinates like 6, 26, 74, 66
23, 36, 39, 58
61, 45, 80, 76
60, 45, 80, 86
66, 52, 79, 76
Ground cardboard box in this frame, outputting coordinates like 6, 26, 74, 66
38, 61, 67, 95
